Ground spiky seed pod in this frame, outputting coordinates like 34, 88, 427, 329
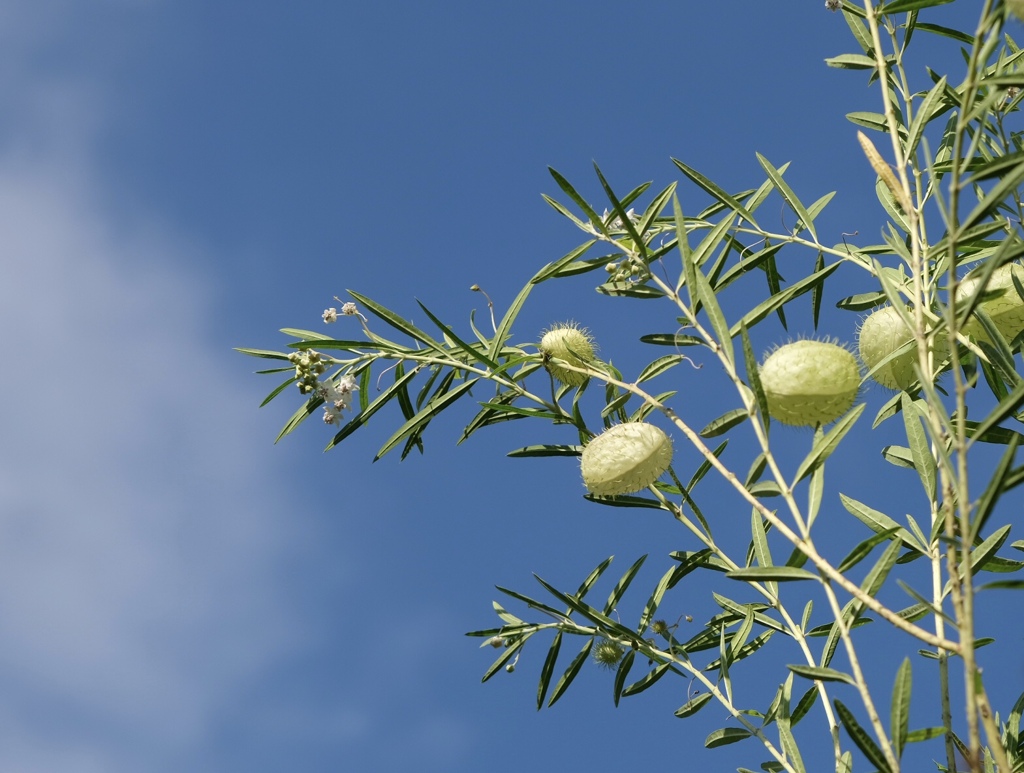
592, 639, 625, 670
858, 306, 947, 391
539, 323, 597, 386
580, 422, 673, 496
759, 340, 860, 427
956, 262, 1024, 344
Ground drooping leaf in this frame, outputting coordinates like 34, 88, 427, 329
835, 699, 893, 772
675, 691, 713, 718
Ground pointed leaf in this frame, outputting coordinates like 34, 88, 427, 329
788, 664, 856, 685
793, 403, 865, 484
675, 691, 713, 718
536, 631, 562, 709
756, 153, 818, 240
835, 699, 892, 773
891, 658, 912, 758
547, 639, 594, 707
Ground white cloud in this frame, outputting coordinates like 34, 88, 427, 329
0, 6, 320, 769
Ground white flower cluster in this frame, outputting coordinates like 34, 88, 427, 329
319, 375, 359, 425
323, 302, 360, 324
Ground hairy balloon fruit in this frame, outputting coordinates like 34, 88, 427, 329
858, 306, 946, 391
759, 340, 860, 426
956, 262, 1024, 344
581, 422, 673, 496
539, 323, 597, 386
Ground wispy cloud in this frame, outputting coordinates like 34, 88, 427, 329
0, 4, 323, 770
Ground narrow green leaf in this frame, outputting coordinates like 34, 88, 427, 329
811, 251, 826, 329
482, 636, 528, 683
621, 661, 672, 698
640, 332, 703, 347
593, 163, 647, 260
638, 565, 676, 634
547, 167, 604, 232
906, 76, 950, 157
604, 555, 648, 615
612, 649, 636, 707
970, 435, 1019, 543
547, 639, 594, 707
730, 261, 841, 337
756, 153, 817, 240
969, 379, 1024, 450
726, 567, 818, 582
965, 524, 1012, 577
415, 300, 500, 369
536, 632, 562, 709
705, 726, 753, 748
779, 718, 807, 773
374, 378, 478, 459
675, 691, 713, 718
881, 445, 916, 469
700, 408, 749, 438
959, 160, 1024, 235
882, 0, 954, 13
901, 394, 936, 499
840, 494, 922, 552
849, 109, 891, 130
792, 404, 865, 485
826, 54, 878, 70
838, 528, 902, 573
691, 260, 734, 365
835, 699, 893, 772
788, 664, 856, 685
837, 291, 888, 310
741, 323, 770, 430
569, 557, 612, 604
506, 444, 581, 458
490, 281, 533, 363
324, 367, 421, 449
637, 354, 687, 383
672, 158, 758, 225
347, 290, 445, 352
905, 726, 946, 743
584, 493, 664, 509
891, 658, 912, 758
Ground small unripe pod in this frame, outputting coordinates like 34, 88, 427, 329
581, 422, 673, 496
858, 306, 947, 390
759, 340, 860, 426
956, 263, 1024, 344
539, 323, 597, 386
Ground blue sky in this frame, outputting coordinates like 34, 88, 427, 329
1, 1, 1021, 771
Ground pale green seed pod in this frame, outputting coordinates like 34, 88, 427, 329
759, 340, 860, 427
858, 306, 947, 391
956, 263, 1024, 344
539, 323, 597, 386
581, 422, 673, 496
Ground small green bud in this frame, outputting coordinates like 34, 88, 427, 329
592, 639, 625, 670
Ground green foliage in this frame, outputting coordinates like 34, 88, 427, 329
243, 2, 1024, 771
